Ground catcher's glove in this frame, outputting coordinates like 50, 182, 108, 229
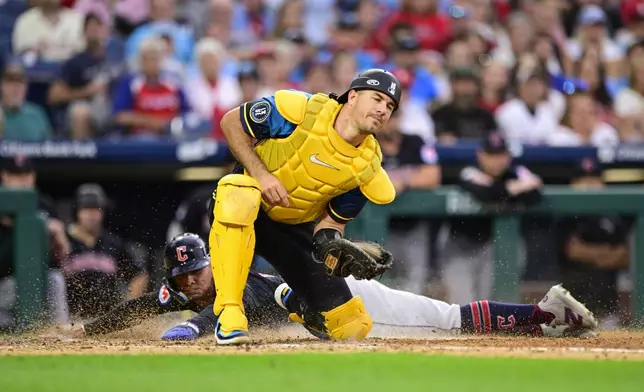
312, 229, 393, 280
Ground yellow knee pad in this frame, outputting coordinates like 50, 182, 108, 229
214, 174, 262, 226
210, 174, 262, 319
321, 296, 373, 341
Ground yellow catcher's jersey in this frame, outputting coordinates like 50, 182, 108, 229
238, 90, 395, 225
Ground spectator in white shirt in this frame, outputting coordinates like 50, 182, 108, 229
548, 92, 620, 147
12, 0, 85, 63
184, 38, 242, 119
495, 64, 559, 145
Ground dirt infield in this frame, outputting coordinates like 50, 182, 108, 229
2, 325, 644, 361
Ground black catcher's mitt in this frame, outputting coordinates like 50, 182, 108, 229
313, 229, 394, 280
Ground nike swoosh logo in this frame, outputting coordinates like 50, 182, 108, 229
309, 154, 339, 170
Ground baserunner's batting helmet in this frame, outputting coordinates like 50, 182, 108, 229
164, 233, 210, 280
335, 68, 402, 110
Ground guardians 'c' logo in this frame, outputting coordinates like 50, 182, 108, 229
176, 246, 188, 262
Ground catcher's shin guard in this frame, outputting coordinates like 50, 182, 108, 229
322, 296, 373, 341
209, 174, 261, 339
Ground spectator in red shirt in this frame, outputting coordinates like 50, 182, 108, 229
111, 36, 189, 138
375, 0, 452, 53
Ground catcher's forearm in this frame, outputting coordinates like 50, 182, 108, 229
314, 211, 346, 235
313, 212, 345, 262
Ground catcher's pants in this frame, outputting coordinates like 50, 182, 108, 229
345, 276, 461, 334
208, 202, 353, 314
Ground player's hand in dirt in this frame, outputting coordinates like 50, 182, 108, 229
258, 172, 290, 207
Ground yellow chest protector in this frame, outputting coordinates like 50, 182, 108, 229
252, 90, 395, 224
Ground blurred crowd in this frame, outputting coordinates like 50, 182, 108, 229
1, 0, 644, 144
0, 0, 641, 333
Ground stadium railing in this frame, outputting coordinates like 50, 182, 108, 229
0, 188, 48, 330
345, 186, 644, 324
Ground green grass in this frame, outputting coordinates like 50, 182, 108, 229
0, 353, 642, 392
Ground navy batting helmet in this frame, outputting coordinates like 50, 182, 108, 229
335, 69, 402, 110
164, 233, 210, 280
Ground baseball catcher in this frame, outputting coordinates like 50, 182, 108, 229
209, 69, 404, 344
65, 234, 598, 340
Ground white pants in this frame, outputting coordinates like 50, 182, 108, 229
345, 276, 461, 337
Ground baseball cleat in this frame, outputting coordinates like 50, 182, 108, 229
274, 283, 330, 340
540, 323, 599, 338
274, 283, 293, 311
215, 321, 250, 345
537, 284, 598, 330
215, 306, 250, 345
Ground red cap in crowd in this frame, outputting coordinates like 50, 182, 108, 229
622, 0, 644, 25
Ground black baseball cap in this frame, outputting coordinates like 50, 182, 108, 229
335, 68, 403, 110
3, 155, 35, 174
481, 132, 509, 154
572, 157, 603, 178
76, 183, 110, 209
